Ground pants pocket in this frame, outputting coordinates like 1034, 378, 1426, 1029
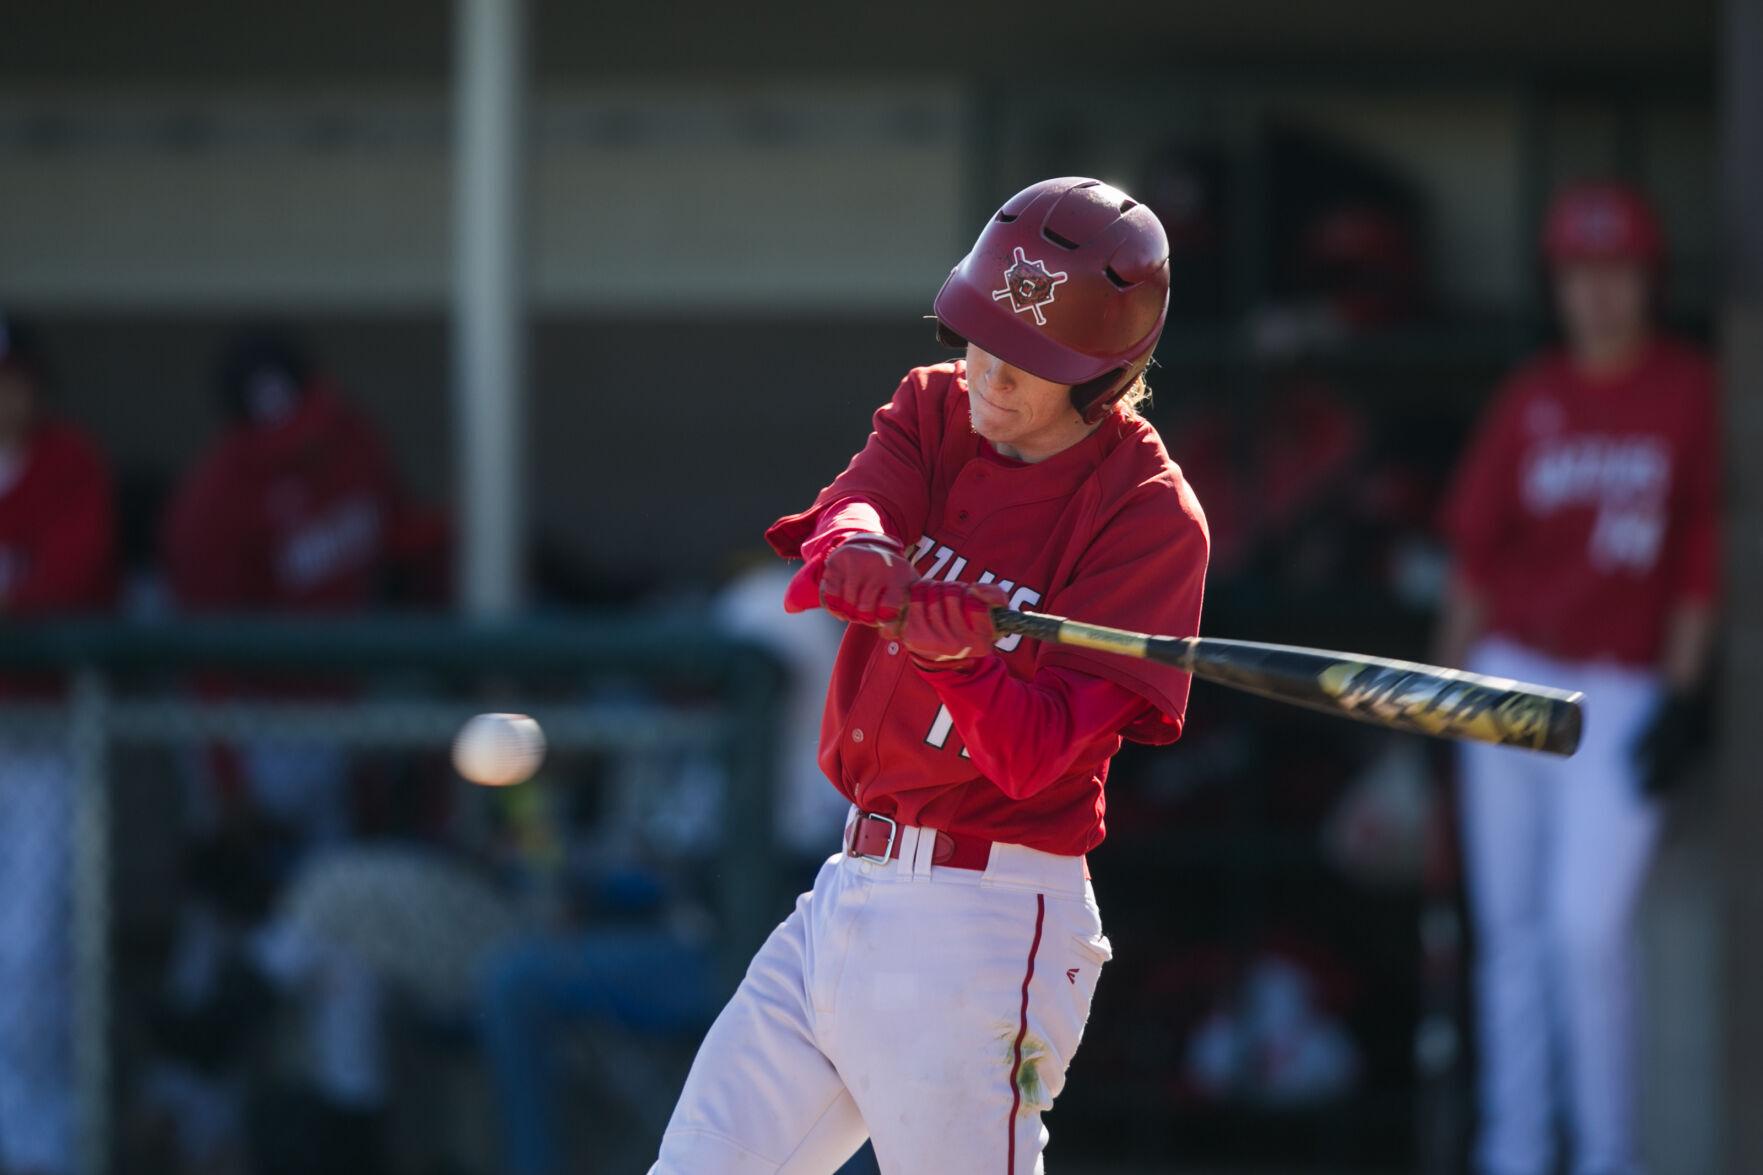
1048, 889, 1113, 967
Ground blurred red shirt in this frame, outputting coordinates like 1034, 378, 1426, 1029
1441, 336, 1719, 667
164, 381, 423, 612
0, 421, 116, 614
0, 420, 117, 698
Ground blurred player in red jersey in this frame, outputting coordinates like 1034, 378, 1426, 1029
163, 333, 444, 833
165, 334, 440, 620
151, 335, 443, 1173
0, 314, 117, 1175
651, 178, 1208, 1173
1436, 184, 1719, 1175
0, 321, 113, 616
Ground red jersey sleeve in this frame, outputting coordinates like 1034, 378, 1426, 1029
1441, 377, 1524, 590
917, 658, 1148, 799
765, 368, 942, 560
1039, 478, 1209, 745
4, 430, 116, 614
1668, 366, 1721, 604
777, 498, 891, 613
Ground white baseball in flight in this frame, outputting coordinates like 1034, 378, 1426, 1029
452, 712, 547, 787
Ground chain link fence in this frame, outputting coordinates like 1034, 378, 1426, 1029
0, 617, 786, 1175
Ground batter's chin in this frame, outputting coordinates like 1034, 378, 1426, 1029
968, 417, 1014, 448
968, 394, 1016, 441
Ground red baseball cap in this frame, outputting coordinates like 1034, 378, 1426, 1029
1541, 182, 1664, 267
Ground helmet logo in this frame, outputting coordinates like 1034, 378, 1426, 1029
992, 246, 1069, 326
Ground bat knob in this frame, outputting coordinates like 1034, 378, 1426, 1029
1549, 694, 1586, 757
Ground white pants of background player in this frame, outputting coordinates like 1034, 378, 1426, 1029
1459, 637, 1663, 1175
652, 818, 1111, 1174
0, 747, 72, 1175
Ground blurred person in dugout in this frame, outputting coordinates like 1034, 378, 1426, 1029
145, 333, 444, 1174
0, 314, 117, 1175
1435, 183, 1719, 1175
479, 559, 865, 1175
163, 332, 444, 839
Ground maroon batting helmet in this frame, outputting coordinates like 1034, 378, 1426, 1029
1542, 182, 1664, 267
934, 177, 1171, 423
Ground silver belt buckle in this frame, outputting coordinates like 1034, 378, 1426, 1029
853, 812, 898, 864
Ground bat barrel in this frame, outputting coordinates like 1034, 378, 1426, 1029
991, 610, 1583, 757
1182, 637, 1585, 756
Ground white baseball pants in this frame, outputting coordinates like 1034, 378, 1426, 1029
652, 819, 1110, 1174
1458, 637, 1663, 1175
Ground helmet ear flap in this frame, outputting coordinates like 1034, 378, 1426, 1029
1070, 370, 1127, 424
1070, 354, 1154, 424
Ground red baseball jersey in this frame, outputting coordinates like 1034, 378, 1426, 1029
767, 361, 1209, 856
164, 383, 407, 613
0, 420, 116, 699
1441, 336, 1719, 666
0, 421, 115, 613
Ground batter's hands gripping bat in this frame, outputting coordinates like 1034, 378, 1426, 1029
991, 609, 1583, 756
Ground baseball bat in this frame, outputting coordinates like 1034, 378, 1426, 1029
991, 609, 1583, 756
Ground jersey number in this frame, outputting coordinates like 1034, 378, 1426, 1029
924, 706, 970, 757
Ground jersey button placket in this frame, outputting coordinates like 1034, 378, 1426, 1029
943, 462, 990, 537
843, 640, 908, 806
944, 502, 972, 536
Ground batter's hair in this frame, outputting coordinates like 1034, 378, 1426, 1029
1115, 374, 1152, 417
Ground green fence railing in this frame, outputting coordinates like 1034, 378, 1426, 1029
0, 615, 788, 1175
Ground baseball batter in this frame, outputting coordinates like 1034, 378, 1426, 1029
651, 178, 1208, 1173
1437, 183, 1720, 1175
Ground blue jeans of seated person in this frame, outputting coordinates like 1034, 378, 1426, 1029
481, 928, 880, 1175
481, 929, 711, 1175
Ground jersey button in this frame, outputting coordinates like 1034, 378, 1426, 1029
851, 728, 865, 743
957, 510, 970, 521
887, 641, 900, 655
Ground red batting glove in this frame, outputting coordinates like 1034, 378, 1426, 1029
819, 536, 918, 627
902, 581, 1009, 667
